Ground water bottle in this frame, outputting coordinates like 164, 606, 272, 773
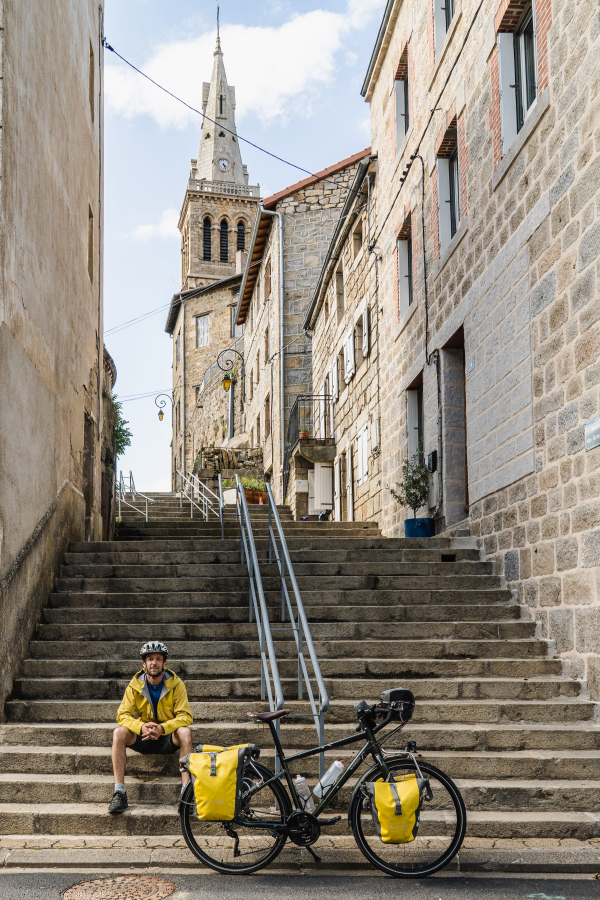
313, 760, 344, 798
294, 775, 315, 811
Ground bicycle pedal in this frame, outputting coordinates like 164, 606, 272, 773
318, 815, 341, 827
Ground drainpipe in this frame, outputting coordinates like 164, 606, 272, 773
181, 305, 186, 487
260, 206, 284, 497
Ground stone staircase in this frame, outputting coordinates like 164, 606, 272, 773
0, 492, 599, 872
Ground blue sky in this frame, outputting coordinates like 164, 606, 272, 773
105, 0, 385, 490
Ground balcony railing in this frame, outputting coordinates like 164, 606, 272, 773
188, 179, 260, 198
283, 394, 331, 497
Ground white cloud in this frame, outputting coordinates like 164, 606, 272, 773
133, 208, 180, 241
105, 0, 385, 130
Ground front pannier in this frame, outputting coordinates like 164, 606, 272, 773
181, 743, 258, 822
364, 774, 426, 843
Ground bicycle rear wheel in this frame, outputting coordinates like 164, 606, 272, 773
180, 760, 291, 875
349, 758, 466, 877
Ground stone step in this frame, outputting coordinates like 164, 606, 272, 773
55, 575, 506, 592
34, 621, 536, 643
65, 549, 484, 564
25, 637, 551, 660
5, 697, 595, 725
60, 561, 494, 578
42, 603, 523, 625
48, 589, 514, 608
19, 656, 566, 680
3, 721, 599, 751
2, 772, 600, 813
3, 744, 599, 780
1, 836, 600, 873
12, 676, 582, 702
74, 538, 478, 553
0, 801, 598, 840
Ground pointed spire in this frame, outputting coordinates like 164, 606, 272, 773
215, 3, 222, 55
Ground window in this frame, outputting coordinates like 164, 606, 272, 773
256, 350, 260, 383
407, 386, 424, 461
203, 218, 212, 261
361, 300, 370, 358
265, 395, 271, 438
87, 205, 94, 283
219, 94, 224, 115
436, 119, 460, 252
343, 326, 356, 384
434, 0, 455, 54
264, 259, 272, 301
176, 400, 181, 434
497, 2, 537, 154
514, 7, 536, 131
220, 220, 229, 263
336, 261, 345, 322
448, 148, 460, 239
89, 42, 95, 122
250, 427, 254, 447
230, 305, 244, 339
237, 221, 246, 251
256, 414, 261, 447
394, 45, 409, 152
196, 313, 209, 348
264, 327, 269, 363
356, 425, 369, 486
176, 332, 181, 367
398, 232, 414, 317
353, 220, 363, 258
249, 370, 253, 400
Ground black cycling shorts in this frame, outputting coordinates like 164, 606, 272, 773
130, 732, 177, 755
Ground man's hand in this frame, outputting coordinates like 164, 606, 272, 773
141, 722, 165, 741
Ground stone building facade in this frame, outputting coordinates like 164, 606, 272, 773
0, 0, 106, 714
234, 152, 369, 505
330, 0, 600, 694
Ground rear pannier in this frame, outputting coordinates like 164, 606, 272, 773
364, 773, 426, 844
181, 743, 259, 822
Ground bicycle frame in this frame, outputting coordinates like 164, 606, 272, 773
241, 713, 420, 828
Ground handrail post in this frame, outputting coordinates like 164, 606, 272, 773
281, 549, 285, 623
298, 615, 303, 700
145, 497, 148, 523
268, 502, 273, 564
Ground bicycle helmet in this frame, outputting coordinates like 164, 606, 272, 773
140, 641, 168, 661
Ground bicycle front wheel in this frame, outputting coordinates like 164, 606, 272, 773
349, 758, 466, 878
180, 761, 291, 875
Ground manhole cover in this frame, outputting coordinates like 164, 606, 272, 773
62, 875, 175, 900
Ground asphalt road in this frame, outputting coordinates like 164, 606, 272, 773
0, 873, 597, 900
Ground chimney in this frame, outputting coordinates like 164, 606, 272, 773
236, 250, 248, 275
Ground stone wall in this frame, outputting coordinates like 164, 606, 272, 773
355, 0, 600, 692
0, 0, 105, 714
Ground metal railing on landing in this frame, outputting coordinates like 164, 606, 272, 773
175, 470, 225, 539
117, 471, 155, 522
235, 475, 329, 778
235, 475, 285, 767
282, 393, 331, 498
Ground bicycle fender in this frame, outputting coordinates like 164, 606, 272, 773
347, 755, 414, 826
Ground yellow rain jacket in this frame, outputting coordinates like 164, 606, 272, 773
116, 669, 193, 736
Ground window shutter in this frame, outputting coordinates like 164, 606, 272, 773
319, 381, 326, 439
497, 33, 518, 156
333, 455, 342, 521
344, 327, 355, 383
362, 300, 370, 357
264, 259, 272, 301
331, 357, 339, 400
345, 441, 354, 521
358, 425, 368, 484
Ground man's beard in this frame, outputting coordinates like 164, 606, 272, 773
144, 665, 165, 679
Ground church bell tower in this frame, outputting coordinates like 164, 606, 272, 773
179, 29, 260, 291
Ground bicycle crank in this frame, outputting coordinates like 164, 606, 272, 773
286, 811, 321, 847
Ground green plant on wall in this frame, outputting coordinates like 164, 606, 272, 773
222, 474, 266, 492
111, 394, 133, 458
388, 454, 431, 518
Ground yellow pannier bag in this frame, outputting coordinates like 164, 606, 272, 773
364, 774, 426, 844
184, 744, 256, 822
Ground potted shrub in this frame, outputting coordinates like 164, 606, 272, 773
388, 454, 433, 537
222, 474, 268, 504
299, 430, 310, 440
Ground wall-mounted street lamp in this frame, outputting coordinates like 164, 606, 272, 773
217, 348, 245, 402
155, 393, 175, 422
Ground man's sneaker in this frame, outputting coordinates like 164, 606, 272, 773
108, 790, 128, 815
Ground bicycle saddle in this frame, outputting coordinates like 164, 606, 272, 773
247, 709, 291, 722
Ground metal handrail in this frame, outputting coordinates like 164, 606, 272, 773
175, 470, 223, 538
117, 471, 156, 522
265, 483, 329, 778
217, 473, 225, 541
235, 475, 285, 758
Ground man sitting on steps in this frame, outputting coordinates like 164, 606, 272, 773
109, 641, 193, 814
